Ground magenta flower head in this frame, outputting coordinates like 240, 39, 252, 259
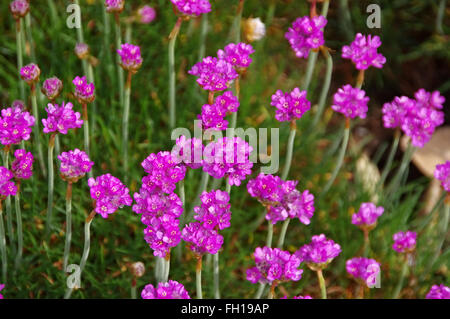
11, 100, 26, 111
346, 257, 381, 288
197, 103, 228, 131
0, 167, 17, 199
182, 222, 224, 255
170, 0, 211, 17
392, 230, 417, 254
215, 91, 240, 113
382, 96, 414, 129
193, 190, 231, 230
247, 173, 285, 205
332, 84, 369, 119
434, 161, 450, 192
217, 43, 255, 71
141, 151, 186, 194
171, 135, 204, 169
0, 107, 35, 145
203, 136, 253, 186
42, 102, 83, 135
137, 5, 156, 24
105, 0, 124, 13
20, 63, 40, 85
352, 202, 384, 229
117, 43, 143, 73
74, 43, 90, 60
10, 0, 29, 19
11, 149, 33, 180
188, 56, 238, 92
42, 77, 63, 101
270, 88, 311, 122
426, 284, 450, 299
342, 33, 386, 70
73, 76, 95, 104
285, 16, 327, 59
58, 149, 94, 183
141, 280, 190, 299
295, 234, 341, 270
246, 246, 303, 285
88, 174, 132, 218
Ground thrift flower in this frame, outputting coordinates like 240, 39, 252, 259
105, 0, 124, 13
42, 102, 83, 134
243, 18, 266, 42
11, 149, 34, 180
382, 96, 414, 129
0, 107, 35, 145
193, 190, 231, 230
332, 84, 369, 119
247, 173, 285, 205
246, 246, 303, 284
296, 234, 341, 269
58, 149, 94, 182
426, 284, 450, 299
352, 202, 384, 229
88, 174, 132, 218
342, 33, 386, 70
434, 161, 450, 192
171, 135, 204, 169
137, 5, 156, 24
170, 0, 211, 17
117, 43, 143, 73
42, 77, 63, 100
141, 280, 190, 299
346, 257, 381, 287
11, 100, 26, 111
0, 167, 17, 198
197, 103, 228, 131
188, 57, 238, 92
270, 88, 311, 122
74, 43, 90, 60
20, 63, 40, 85
182, 222, 224, 255
217, 43, 255, 71
285, 16, 327, 58
10, 0, 29, 19
73, 76, 95, 104
392, 231, 417, 253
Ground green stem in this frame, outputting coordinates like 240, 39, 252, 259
386, 140, 414, 195
196, 257, 203, 299
31, 87, 47, 177
311, 49, 333, 128
321, 120, 350, 195
87, 63, 97, 156
301, 51, 318, 91
14, 188, 23, 270
168, 17, 183, 130
255, 283, 265, 299
436, 0, 446, 35
317, 269, 327, 299
428, 201, 449, 271
16, 19, 25, 101
266, 221, 273, 247
63, 182, 73, 272
123, 72, 132, 178
392, 255, 409, 299
114, 13, 125, 108
363, 228, 370, 257
281, 123, 297, 180
277, 219, 290, 249
198, 13, 208, 60
131, 284, 137, 299
45, 134, 56, 239
0, 201, 7, 283
378, 129, 400, 190
163, 255, 170, 282
82, 104, 90, 162
3, 151, 15, 257
213, 253, 220, 298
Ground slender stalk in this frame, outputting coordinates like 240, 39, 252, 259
82, 104, 90, 159
268, 282, 276, 299
31, 85, 46, 177
277, 219, 291, 249
317, 269, 327, 299
311, 48, 333, 128
131, 279, 137, 299
162, 252, 171, 282
230, 78, 240, 129
63, 182, 73, 272
87, 63, 97, 152
266, 220, 273, 247
392, 254, 409, 299
168, 17, 183, 130
356, 70, 365, 89
196, 256, 203, 299
436, 0, 446, 35
363, 228, 370, 257
255, 283, 265, 299
198, 13, 208, 60
64, 210, 96, 299
378, 129, 400, 189
25, 12, 36, 61
281, 121, 297, 180
16, 19, 25, 101
321, 118, 350, 195
122, 72, 132, 177
3, 150, 15, 257
155, 257, 164, 283
428, 200, 449, 271
45, 134, 56, 238
114, 13, 125, 108
386, 140, 414, 195
0, 201, 7, 283
213, 253, 220, 298
14, 182, 23, 269
302, 52, 318, 91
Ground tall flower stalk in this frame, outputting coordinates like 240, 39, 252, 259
0, 200, 7, 283
45, 133, 56, 238
168, 17, 183, 130
196, 256, 203, 299
391, 231, 416, 298
2, 149, 15, 257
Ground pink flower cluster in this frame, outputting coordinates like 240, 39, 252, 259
346, 257, 381, 287
20, 63, 40, 85
10, 0, 29, 19
434, 161, 450, 192
182, 222, 224, 255
202, 137, 253, 186
0, 107, 35, 145
170, 0, 211, 17
73, 76, 95, 104
285, 16, 327, 58
296, 234, 341, 268
342, 33, 386, 70
392, 231, 417, 253
426, 284, 450, 299
11, 149, 33, 180
217, 43, 255, 71
42, 102, 83, 134
137, 5, 156, 24
105, 0, 124, 13
117, 43, 143, 73
141, 280, 190, 299
189, 57, 238, 92
246, 246, 303, 284
74, 43, 90, 59
88, 174, 132, 218
171, 135, 204, 169
270, 88, 311, 122
352, 202, 384, 228
58, 149, 94, 182
0, 167, 17, 198
42, 77, 63, 100
382, 89, 445, 148
332, 85, 369, 119
198, 91, 240, 130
